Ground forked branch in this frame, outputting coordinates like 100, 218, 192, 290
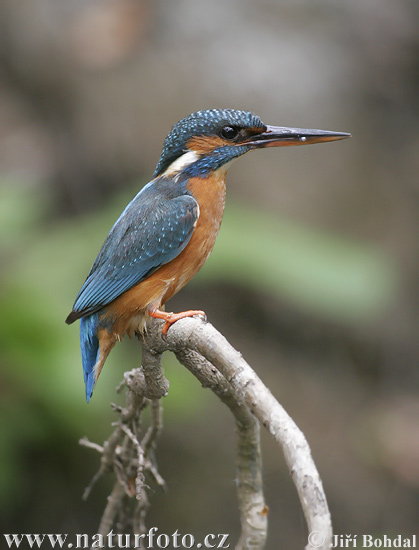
142, 317, 332, 550
81, 316, 332, 550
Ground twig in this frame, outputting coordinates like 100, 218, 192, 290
141, 398, 163, 452
80, 358, 167, 537
97, 479, 127, 537
120, 423, 147, 499
79, 437, 104, 454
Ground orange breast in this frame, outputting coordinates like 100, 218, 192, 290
102, 169, 227, 336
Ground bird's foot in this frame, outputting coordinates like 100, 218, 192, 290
149, 308, 206, 335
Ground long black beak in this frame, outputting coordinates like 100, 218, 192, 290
247, 125, 351, 148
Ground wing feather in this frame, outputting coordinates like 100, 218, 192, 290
66, 184, 199, 322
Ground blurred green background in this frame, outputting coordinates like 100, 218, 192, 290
0, 1, 418, 547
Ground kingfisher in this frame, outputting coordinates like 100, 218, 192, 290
66, 108, 350, 401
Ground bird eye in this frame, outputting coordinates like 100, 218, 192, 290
221, 126, 238, 140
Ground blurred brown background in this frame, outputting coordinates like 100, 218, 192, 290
0, 0, 418, 547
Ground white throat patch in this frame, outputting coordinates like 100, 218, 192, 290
163, 151, 199, 178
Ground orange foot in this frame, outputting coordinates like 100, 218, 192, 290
149, 309, 207, 335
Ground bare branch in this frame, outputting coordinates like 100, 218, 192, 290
142, 317, 332, 550
97, 479, 127, 537
141, 398, 163, 453
138, 345, 170, 399
79, 437, 103, 454
119, 423, 147, 499
82, 314, 332, 549
170, 347, 267, 549
81, 365, 166, 536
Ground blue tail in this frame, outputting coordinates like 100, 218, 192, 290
80, 313, 100, 402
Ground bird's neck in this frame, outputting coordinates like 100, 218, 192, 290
158, 145, 249, 182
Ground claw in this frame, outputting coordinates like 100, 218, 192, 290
149, 309, 206, 335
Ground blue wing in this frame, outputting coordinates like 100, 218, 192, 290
66, 179, 199, 322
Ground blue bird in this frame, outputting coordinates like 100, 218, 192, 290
66, 109, 350, 401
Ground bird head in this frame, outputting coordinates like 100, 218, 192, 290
153, 109, 350, 180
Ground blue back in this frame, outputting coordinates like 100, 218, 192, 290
68, 176, 199, 321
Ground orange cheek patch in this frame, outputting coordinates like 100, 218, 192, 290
187, 135, 226, 155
